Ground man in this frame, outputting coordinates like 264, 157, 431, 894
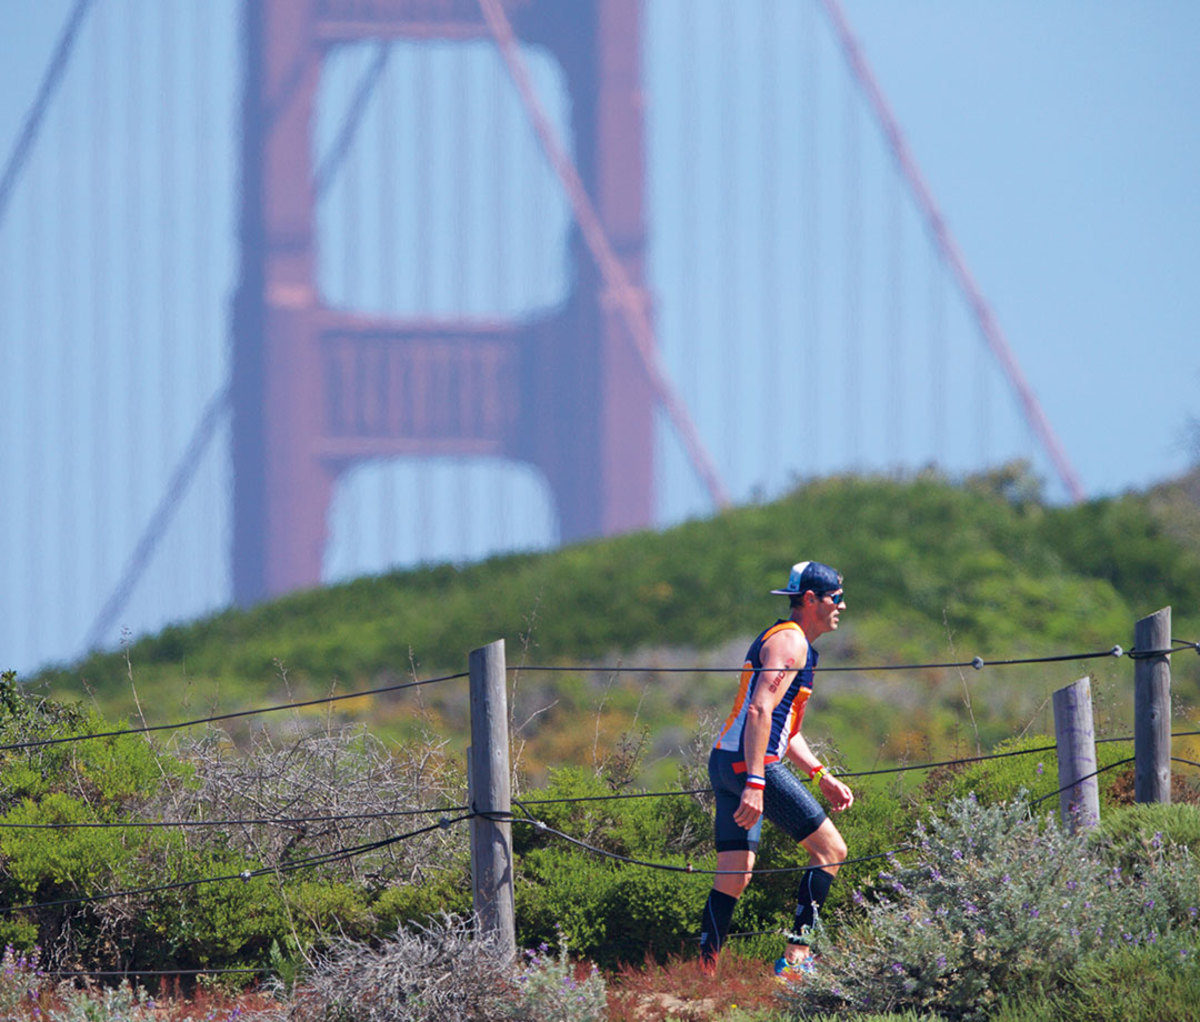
698, 560, 854, 982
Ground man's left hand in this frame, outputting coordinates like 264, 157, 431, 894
820, 774, 854, 811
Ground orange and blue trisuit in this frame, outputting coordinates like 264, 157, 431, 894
710, 620, 825, 852
700, 620, 831, 968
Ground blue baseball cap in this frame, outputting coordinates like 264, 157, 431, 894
770, 560, 843, 597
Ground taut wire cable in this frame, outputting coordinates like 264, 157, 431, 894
510, 645, 1128, 675
0, 671, 467, 753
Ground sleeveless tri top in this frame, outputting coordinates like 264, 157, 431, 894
712, 620, 818, 769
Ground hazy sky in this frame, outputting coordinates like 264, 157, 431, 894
838, 0, 1199, 494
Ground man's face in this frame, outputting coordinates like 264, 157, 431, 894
811, 589, 844, 635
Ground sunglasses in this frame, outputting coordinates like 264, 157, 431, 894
818, 590, 845, 605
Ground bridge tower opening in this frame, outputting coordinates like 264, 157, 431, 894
231, 0, 654, 605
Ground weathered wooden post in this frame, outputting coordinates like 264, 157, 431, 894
468, 639, 516, 962
1052, 677, 1100, 832
1134, 607, 1172, 804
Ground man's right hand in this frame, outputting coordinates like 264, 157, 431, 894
734, 786, 764, 829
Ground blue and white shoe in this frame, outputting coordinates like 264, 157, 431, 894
774, 954, 816, 984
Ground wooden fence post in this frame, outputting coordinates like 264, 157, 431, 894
1134, 607, 1172, 804
468, 639, 515, 962
1052, 677, 1100, 832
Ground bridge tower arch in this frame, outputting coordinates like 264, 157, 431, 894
231, 0, 655, 604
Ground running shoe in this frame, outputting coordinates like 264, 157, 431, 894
774, 955, 815, 984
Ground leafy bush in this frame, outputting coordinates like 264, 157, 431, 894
516, 846, 709, 970
513, 764, 712, 967
990, 945, 1200, 1022
1098, 802, 1200, 855
792, 795, 1200, 1020
371, 866, 472, 932
922, 733, 1131, 809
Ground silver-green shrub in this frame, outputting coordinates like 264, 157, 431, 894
0, 944, 43, 1018
790, 795, 1200, 1020
281, 913, 516, 1022
513, 937, 607, 1022
279, 914, 610, 1022
47, 979, 156, 1022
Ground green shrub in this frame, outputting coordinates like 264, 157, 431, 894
1098, 802, 1200, 854
512, 763, 715, 967
282, 880, 374, 942
373, 869, 472, 931
922, 733, 1130, 809
517, 847, 618, 960
142, 848, 287, 966
0, 792, 149, 893
990, 946, 1200, 1022
516, 844, 709, 969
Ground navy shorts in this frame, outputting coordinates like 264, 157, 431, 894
709, 748, 827, 853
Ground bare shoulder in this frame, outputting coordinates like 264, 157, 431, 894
762, 623, 809, 669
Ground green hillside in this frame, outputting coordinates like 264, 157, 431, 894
24, 464, 1200, 781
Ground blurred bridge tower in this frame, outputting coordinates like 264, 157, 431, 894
232, 0, 654, 605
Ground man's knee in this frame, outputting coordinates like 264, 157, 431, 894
714, 851, 755, 897
823, 833, 848, 873
806, 824, 847, 871
714, 871, 753, 897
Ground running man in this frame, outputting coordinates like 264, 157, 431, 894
698, 560, 854, 981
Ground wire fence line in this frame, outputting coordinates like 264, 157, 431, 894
5, 731, 1195, 914
512, 644, 1143, 674
0, 741, 1160, 968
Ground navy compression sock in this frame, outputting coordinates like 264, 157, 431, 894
699, 888, 738, 964
791, 867, 834, 942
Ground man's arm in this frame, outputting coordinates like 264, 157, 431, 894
786, 732, 854, 812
